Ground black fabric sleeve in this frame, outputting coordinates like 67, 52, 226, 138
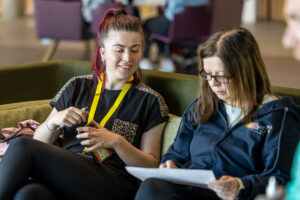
142, 95, 169, 133
50, 78, 76, 111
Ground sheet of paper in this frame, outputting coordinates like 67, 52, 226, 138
0, 143, 9, 156
126, 166, 215, 188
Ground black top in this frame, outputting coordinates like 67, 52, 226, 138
50, 74, 169, 154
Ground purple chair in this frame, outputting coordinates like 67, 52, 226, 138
90, 2, 121, 37
150, 5, 212, 69
150, 5, 212, 50
34, 0, 90, 61
90, 2, 137, 37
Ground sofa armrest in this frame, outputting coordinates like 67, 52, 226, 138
272, 86, 300, 105
0, 100, 52, 129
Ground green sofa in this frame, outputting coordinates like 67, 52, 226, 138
1, 60, 300, 156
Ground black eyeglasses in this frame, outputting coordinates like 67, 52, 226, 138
199, 69, 230, 84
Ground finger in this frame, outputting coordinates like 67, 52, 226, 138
212, 184, 236, 200
64, 118, 78, 127
70, 111, 84, 124
69, 107, 88, 123
86, 145, 98, 151
61, 112, 81, 127
77, 126, 96, 133
159, 163, 167, 168
207, 181, 216, 190
166, 160, 177, 168
76, 132, 89, 139
83, 111, 89, 122
90, 120, 101, 128
61, 119, 74, 127
80, 139, 91, 146
217, 190, 235, 200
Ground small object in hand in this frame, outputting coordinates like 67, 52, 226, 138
83, 120, 112, 164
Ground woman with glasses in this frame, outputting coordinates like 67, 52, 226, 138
0, 8, 168, 200
135, 27, 300, 200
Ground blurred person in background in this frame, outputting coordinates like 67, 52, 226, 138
282, 0, 300, 199
140, 0, 210, 72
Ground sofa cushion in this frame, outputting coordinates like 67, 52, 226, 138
0, 99, 181, 158
0, 100, 52, 129
161, 114, 181, 156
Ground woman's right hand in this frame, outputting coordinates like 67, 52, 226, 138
47, 107, 88, 131
159, 160, 178, 168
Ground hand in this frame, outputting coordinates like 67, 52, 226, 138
76, 120, 122, 151
48, 107, 88, 130
208, 175, 240, 200
159, 160, 178, 168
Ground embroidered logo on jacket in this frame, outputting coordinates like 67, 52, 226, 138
246, 122, 273, 135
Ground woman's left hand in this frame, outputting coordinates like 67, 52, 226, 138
76, 121, 122, 151
207, 175, 240, 200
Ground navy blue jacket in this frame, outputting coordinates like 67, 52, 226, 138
162, 97, 300, 200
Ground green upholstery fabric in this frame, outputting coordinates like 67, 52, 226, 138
143, 70, 199, 116
271, 86, 300, 105
0, 60, 91, 105
161, 114, 181, 156
0, 100, 52, 129
1, 60, 300, 157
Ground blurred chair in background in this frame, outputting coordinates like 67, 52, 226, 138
150, 5, 212, 73
144, 0, 244, 74
90, 2, 120, 37
90, 1, 138, 37
34, 0, 138, 62
140, 0, 209, 72
34, 0, 91, 61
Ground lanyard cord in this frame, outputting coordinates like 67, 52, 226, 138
88, 74, 133, 127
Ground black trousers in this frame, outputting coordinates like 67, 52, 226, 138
143, 14, 170, 57
14, 182, 58, 200
0, 137, 139, 200
135, 178, 221, 200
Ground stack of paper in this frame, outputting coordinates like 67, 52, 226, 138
126, 166, 215, 188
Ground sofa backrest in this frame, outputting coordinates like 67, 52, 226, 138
142, 70, 199, 116
0, 60, 91, 105
1, 60, 300, 115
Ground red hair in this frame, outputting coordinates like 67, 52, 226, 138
91, 8, 144, 89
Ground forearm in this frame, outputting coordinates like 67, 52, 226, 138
33, 120, 61, 144
114, 136, 160, 167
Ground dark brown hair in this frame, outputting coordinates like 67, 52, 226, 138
91, 8, 145, 88
194, 27, 271, 124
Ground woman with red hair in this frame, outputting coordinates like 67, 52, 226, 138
0, 8, 168, 200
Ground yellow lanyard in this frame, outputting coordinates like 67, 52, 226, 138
88, 74, 133, 127
83, 74, 133, 163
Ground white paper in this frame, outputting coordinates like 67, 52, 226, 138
0, 143, 9, 156
126, 166, 215, 188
